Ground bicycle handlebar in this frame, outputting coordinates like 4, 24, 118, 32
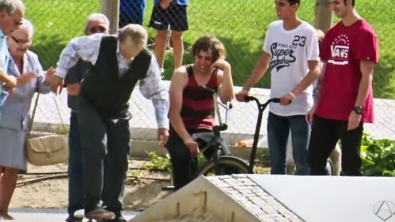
201, 85, 216, 95
200, 85, 232, 131
245, 96, 281, 106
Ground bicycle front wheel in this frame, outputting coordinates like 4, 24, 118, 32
196, 156, 250, 177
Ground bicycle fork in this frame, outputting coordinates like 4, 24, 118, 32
248, 105, 265, 174
213, 126, 222, 175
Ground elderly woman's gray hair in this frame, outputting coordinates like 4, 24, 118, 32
85, 13, 110, 30
118, 24, 148, 48
0, 0, 24, 15
19, 18, 34, 37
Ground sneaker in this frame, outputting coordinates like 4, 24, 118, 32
85, 207, 115, 220
65, 215, 76, 222
103, 215, 126, 222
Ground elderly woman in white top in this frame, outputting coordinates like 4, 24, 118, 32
0, 19, 55, 220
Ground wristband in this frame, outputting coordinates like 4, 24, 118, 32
292, 86, 303, 96
288, 92, 296, 98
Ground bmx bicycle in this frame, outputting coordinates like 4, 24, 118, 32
197, 96, 282, 175
198, 95, 333, 175
242, 95, 334, 175
162, 85, 249, 191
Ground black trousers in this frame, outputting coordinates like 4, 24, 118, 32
77, 95, 130, 213
166, 130, 230, 191
308, 115, 363, 176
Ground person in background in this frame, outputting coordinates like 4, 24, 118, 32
307, 0, 378, 176
64, 13, 110, 222
235, 0, 321, 175
119, 0, 147, 27
0, 0, 28, 117
149, 0, 189, 74
0, 19, 55, 220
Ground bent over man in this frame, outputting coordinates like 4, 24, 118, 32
168, 35, 234, 191
49, 24, 169, 221
64, 13, 110, 222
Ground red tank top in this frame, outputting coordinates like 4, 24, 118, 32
173, 65, 218, 131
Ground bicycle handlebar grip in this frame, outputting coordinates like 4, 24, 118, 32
271, 98, 291, 104
244, 96, 254, 102
272, 98, 281, 103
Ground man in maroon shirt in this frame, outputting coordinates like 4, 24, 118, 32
306, 0, 378, 176
167, 35, 234, 190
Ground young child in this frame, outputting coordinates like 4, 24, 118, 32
313, 28, 325, 97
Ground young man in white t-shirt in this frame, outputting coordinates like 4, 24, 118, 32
235, 0, 321, 175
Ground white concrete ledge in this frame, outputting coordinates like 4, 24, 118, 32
30, 81, 395, 145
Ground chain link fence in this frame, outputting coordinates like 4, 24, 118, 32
26, 0, 395, 143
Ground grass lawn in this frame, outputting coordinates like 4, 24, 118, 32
25, 0, 395, 98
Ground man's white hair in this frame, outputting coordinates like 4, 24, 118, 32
118, 24, 148, 48
0, 0, 24, 15
85, 13, 110, 30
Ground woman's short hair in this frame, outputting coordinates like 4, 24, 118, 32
18, 18, 34, 39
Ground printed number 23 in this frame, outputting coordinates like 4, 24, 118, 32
292, 35, 306, 47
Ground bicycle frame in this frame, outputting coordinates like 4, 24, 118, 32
162, 86, 232, 191
199, 85, 232, 174
244, 96, 280, 173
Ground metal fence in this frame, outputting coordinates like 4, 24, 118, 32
25, 0, 395, 142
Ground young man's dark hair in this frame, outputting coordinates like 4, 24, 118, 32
344, 0, 355, 6
287, 0, 300, 5
191, 35, 226, 62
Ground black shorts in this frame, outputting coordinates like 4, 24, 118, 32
119, 13, 143, 28
148, 4, 188, 32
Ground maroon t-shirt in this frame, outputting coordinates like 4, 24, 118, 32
315, 19, 379, 123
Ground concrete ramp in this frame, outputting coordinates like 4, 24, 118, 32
130, 174, 395, 222
249, 175, 395, 222
129, 175, 303, 222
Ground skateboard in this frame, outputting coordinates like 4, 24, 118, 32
74, 209, 115, 222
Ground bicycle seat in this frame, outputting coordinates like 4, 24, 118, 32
191, 131, 215, 147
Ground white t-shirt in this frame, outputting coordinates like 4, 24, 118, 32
263, 20, 320, 116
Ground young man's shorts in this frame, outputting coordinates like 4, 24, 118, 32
119, 14, 144, 27
148, 4, 188, 32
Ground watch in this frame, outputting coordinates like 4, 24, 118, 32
353, 106, 363, 115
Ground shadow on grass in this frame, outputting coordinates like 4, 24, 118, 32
30, 34, 68, 70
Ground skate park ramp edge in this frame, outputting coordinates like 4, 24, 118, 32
128, 174, 303, 222
248, 174, 395, 222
